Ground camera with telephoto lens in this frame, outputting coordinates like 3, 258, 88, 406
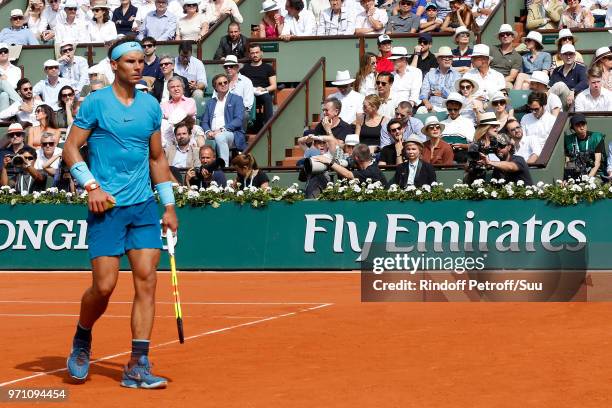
5, 154, 25, 168
564, 151, 594, 180
464, 139, 501, 184
194, 158, 225, 181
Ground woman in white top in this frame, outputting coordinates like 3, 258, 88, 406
88, 2, 118, 43
177, 0, 208, 41
204, 0, 243, 26
354, 52, 377, 96
455, 77, 484, 125
25, 0, 49, 41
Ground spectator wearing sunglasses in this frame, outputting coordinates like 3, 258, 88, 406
0, 9, 39, 45
33, 60, 72, 111
55, 85, 79, 129
28, 104, 61, 149
152, 55, 191, 102
34, 132, 63, 178
58, 41, 89, 96
386, 0, 420, 33
418, 46, 460, 114
410, 33, 438, 77
0, 124, 44, 194
88, 2, 118, 43
488, 90, 514, 132
55, 0, 91, 45
489, 24, 522, 88
0, 43, 23, 112
42, 0, 62, 37
441, 92, 475, 144
422, 116, 454, 166
0, 78, 41, 126
519, 91, 556, 164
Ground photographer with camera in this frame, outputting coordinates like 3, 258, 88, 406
464, 112, 502, 183
478, 133, 533, 185
297, 133, 356, 198
1, 123, 46, 193
312, 143, 387, 184
185, 145, 227, 188
564, 114, 605, 180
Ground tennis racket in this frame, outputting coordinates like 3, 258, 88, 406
166, 232, 184, 344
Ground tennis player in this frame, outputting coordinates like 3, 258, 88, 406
63, 37, 178, 389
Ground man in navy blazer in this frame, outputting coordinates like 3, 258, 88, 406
200, 73, 246, 165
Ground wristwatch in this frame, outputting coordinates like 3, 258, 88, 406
85, 182, 100, 192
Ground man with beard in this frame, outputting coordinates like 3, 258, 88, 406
0, 78, 40, 126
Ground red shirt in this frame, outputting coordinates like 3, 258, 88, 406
376, 53, 394, 73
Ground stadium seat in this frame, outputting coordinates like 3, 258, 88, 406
508, 90, 530, 109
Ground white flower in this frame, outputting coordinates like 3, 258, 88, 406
471, 179, 484, 187
9, 188, 15, 194
352, 185, 362, 193
491, 191, 498, 198
581, 175, 591, 182
226, 179, 234, 186
236, 190, 244, 196
477, 187, 485, 194
422, 184, 431, 192
190, 185, 198, 190
187, 190, 199, 199
490, 178, 498, 185
224, 186, 235, 193
405, 185, 416, 192
609, 186, 612, 194
388, 184, 398, 192
248, 186, 258, 193
365, 189, 373, 194
327, 182, 334, 187
570, 185, 582, 193
516, 180, 524, 187
0, 186, 9, 191
65, 192, 73, 198
415, 190, 422, 196
598, 191, 604, 196
445, 188, 451, 193
272, 176, 280, 183
47, 187, 58, 194
291, 183, 299, 189
338, 186, 347, 193
431, 181, 438, 187
177, 186, 185, 194
525, 190, 533, 196
537, 181, 545, 188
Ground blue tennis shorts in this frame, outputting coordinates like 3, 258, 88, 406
86, 197, 162, 259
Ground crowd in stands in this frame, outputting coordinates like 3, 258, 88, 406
0, 0, 611, 196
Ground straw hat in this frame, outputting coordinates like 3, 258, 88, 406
454, 77, 479, 93
524, 31, 543, 47
477, 111, 501, 126
421, 116, 445, 136
388, 46, 409, 60
434, 46, 453, 58
260, 0, 280, 13
530, 71, 550, 87
497, 23, 517, 38
471, 44, 493, 60
556, 28, 576, 45
404, 135, 423, 147
445, 92, 465, 108
345, 134, 359, 146
453, 26, 470, 41
560, 44, 576, 55
594, 46, 612, 64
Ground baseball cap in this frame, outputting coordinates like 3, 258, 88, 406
570, 113, 587, 128
418, 33, 433, 44
377, 34, 392, 44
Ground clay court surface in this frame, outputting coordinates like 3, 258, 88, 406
1, 271, 612, 407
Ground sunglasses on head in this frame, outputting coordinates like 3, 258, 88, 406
376, 81, 388, 86
42, 142, 55, 147
61, 47, 73, 54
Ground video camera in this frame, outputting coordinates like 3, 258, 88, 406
464, 139, 501, 184
564, 151, 594, 180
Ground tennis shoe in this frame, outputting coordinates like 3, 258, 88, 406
66, 339, 91, 382
120, 355, 167, 389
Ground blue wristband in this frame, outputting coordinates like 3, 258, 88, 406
156, 181, 175, 206
69, 161, 95, 188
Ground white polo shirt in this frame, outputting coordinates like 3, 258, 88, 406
520, 111, 557, 157
392, 66, 423, 107
462, 67, 506, 100
329, 89, 364, 124
354, 7, 388, 34
441, 115, 475, 142
574, 88, 612, 112
281, 9, 317, 36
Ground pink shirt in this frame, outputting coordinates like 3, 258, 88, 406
161, 96, 197, 119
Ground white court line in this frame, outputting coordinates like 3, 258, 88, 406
0, 271, 360, 274
0, 301, 328, 305
0, 303, 334, 387
0, 314, 188, 318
